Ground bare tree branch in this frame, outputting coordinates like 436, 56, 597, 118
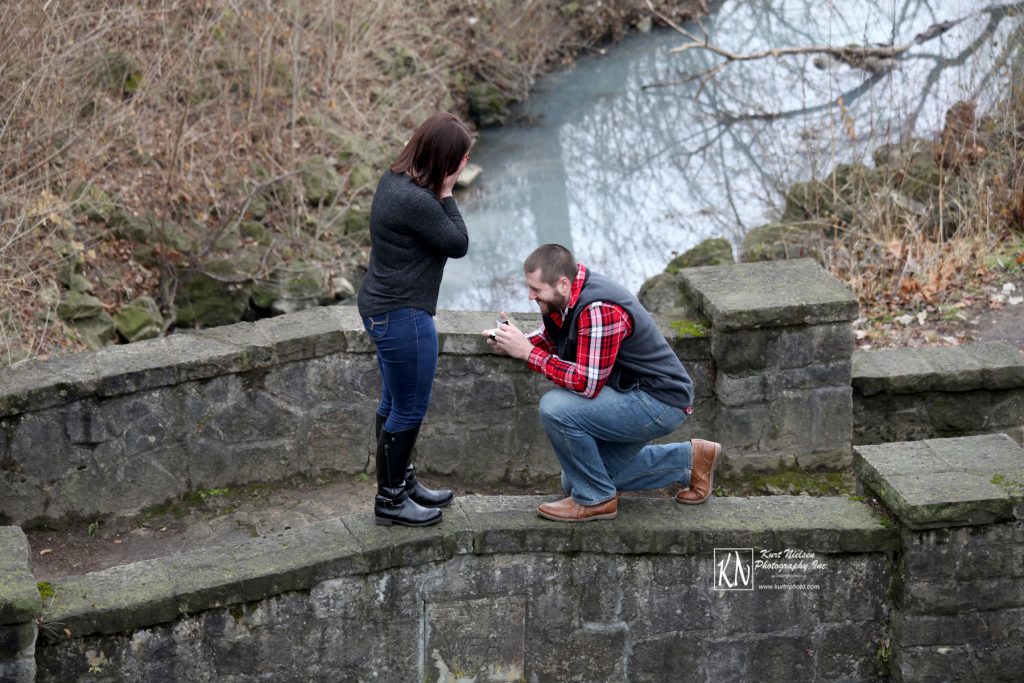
642, 0, 1023, 90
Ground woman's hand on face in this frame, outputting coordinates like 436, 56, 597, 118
440, 154, 470, 198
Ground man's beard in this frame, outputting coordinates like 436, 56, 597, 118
536, 293, 568, 316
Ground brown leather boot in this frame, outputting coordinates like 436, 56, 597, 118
537, 496, 618, 522
676, 439, 723, 505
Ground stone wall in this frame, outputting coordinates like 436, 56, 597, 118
852, 342, 1024, 446
2, 437, 1022, 680
3, 259, 1022, 527
1, 260, 856, 527
19, 495, 896, 682
854, 434, 1024, 681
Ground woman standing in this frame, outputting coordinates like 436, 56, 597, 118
357, 112, 472, 527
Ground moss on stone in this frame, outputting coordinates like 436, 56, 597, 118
718, 466, 855, 497
669, 319, 709, 338
113, 296, 163, 342
141, 483, 277, 522
37, 581, 55, 601
991, 473, 1024, 497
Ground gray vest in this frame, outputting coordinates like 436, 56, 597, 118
542, 270, 694, 408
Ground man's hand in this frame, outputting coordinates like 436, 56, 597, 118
482, 311, 534, 361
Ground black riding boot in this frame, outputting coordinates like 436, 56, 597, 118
374, 426, 442, 527
374, 415, 454, 508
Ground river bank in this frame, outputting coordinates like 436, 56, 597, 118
0, 0, 706, 363
3, 1, 1020, 364
639, 87, 1024, 351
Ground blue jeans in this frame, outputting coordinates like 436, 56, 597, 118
362, 307, 438, 432
539, 387, 692, 506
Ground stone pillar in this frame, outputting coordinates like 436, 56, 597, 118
854, 434, 1024, 681
0, 527, 40, 683
680, 259, 858, 470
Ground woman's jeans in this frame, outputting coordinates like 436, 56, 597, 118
539, 387, 692, 506
362, 307, 438, 433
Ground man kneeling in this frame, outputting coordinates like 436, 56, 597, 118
484, 244, 722, 522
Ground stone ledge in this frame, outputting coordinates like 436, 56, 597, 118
852, 341, 1024, 396
679, 259, 858, 332
854, 434, 1024, 529
0, 308, 709, 420
0, 527, 41, 625
42, 495, 895, 638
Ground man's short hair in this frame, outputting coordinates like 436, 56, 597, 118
523, 244, 577, 285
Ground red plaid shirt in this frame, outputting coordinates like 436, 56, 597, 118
526, 264, 633, 398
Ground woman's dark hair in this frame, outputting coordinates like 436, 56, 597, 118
390, 112, 473, 196
523, 244, 577, 285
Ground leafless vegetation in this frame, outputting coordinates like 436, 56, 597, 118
0, 0, 695, 364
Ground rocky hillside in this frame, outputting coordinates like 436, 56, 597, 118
0, 0, 704, 363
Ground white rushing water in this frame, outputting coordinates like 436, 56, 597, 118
438, 0, 1022, 313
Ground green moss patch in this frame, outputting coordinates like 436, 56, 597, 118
716, 467, 855, 497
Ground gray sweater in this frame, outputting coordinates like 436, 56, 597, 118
357, 171, 469, 317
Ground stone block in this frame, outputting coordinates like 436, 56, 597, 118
925, 433, 1024, 473
48, 444, 189, 519
48, 560, 179, 637
717, 403, 769, 451
0, 527, 41, 625
777, 323, 855, 369
808, 386, 853, 455
898, 576, 1024, 615
0, 362, 68, 418
339, 507, 469, 575
0, 623, 35, 683
197, 305, 352, 367
715, 372, 766, 406
762, 386, 851, 457
893, 612, 989, 646
852, 393, 928, 445
679, 259, 857, 332
711, 328, 779, 373
769, 361, 852, 393
982, 607, 1024, 643
892, 644, 974, 683
425, 596, 526, 682
629, 633, 705, 681
194, 387, 302, 443
667, 334, 712, 363
300, 403, 374, 475
852, 341, 1024, 397
8, 409, 73, 481
973, 641, 1024, 680
854, 388, 1024, 446
855, 435, 1024, 529
684, 357, 716, 400
814, 621, 889, 681
0, 622, 35, 658
749, 635, 817, 681
809, 554, 893, 622
879, 471, 1014, 528
701, 635, 817, 682
898, 529, 960, 582
528, 622, 629, 682
456, 495, 580, 555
